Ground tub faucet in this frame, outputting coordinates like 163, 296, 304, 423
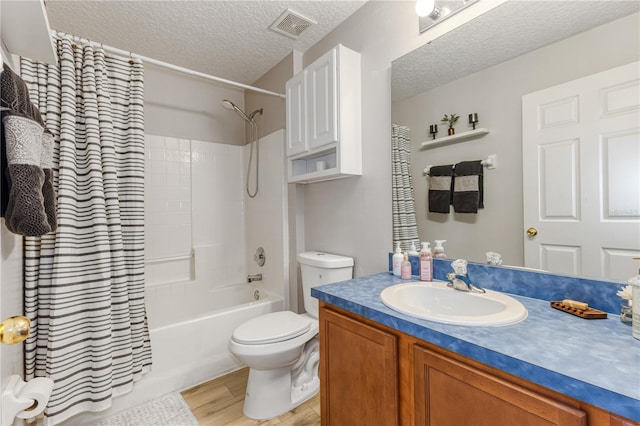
247, 274, 262, 283
446, 273, 484, 293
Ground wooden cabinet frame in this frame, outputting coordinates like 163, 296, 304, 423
319, 302, 638, 426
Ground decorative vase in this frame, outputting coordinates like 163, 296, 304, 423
448, 127, 455, 136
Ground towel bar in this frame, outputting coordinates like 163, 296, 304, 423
424, 154, 497, 175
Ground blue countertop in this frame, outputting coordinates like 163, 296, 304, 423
312, 272, 640, 422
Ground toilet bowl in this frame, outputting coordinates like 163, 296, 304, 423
228, 251, 353, 420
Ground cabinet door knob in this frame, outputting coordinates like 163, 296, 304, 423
526, 227, 538, 237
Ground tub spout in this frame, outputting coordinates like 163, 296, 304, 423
247, 274, 262, 283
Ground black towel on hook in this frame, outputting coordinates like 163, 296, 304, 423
428, 165, 454, 213
453, 160, 484, 213
1, 62, 56, 235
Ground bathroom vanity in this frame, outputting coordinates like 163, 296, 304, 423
313, 272, 640, 426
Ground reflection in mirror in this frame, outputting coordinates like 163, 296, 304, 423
418, 0, 478, 34
391, 2, 640, 280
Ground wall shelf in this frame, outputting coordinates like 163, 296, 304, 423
420, 128, 490, 149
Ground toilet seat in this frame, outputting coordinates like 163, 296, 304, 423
232, 311, 311, 345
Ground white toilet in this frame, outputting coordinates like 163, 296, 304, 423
229, 251, 354, 420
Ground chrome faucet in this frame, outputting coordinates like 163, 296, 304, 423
446, 273, 485, 293
247, 273, 262, 283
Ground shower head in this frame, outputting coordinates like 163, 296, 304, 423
221, 99, 236, 111
222, 99, 263, 123
222, 99, 252, 122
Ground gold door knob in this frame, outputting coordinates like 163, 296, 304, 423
526, 227, 538, 237
0, 316, 30, 344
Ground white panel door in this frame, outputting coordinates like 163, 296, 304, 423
306, 48, 338, 150
523, 61, 640, 279
285, 71, 306, 156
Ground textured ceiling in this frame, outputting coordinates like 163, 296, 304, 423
45, 1, 366, 86
393, 1, 640, 101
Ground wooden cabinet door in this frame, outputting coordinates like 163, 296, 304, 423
320, 307, 399, 426
414, 345, 586, 426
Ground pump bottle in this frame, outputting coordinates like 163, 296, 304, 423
408, 241, 419, 256
401, 253, 412, 280
392, 242, 403, 277
433, 240, 447, 258
419, 242, 433, 281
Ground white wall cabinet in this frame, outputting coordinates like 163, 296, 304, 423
0, 0, 57, 66
286, 71, 306, 156
286, 44, 361, 184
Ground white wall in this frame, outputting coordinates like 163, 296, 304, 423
0, 226, 24, 425
392, 13, 640, 266
299, 2, 425, 278
144, 63, 247, 145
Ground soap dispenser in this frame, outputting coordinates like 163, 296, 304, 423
419, 242, 433, 282
433, 240, 447, 258
408, 241, 419, 257
392, 242, 403, 277
401, 253, 412, 280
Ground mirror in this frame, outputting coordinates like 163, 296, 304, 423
391, 1, 640, 280
418, 0, 478, 34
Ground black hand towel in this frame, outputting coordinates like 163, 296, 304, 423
453, 160, 484, 213
428, 165, 454, 213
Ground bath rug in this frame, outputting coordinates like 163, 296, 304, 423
95, 393, 199, 426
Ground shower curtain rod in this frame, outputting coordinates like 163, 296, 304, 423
53, 32, 286, 99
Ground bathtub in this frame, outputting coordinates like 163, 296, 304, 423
67, 283, 284, 424
148, 283, 284, 390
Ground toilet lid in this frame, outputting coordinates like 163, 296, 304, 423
232, 311, 311, 345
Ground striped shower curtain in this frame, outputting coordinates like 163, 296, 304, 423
21, 33, 152, 425
391, 124, 419, 251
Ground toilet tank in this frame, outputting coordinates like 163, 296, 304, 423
298, 251, 354, 319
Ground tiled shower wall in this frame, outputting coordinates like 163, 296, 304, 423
144, 134, 246, 323
243, 130, 288, 302
145, 135, 193, 284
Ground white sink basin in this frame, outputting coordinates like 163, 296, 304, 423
380, 281, 527, 326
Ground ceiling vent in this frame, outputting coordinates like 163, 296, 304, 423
269, 9, 316, 39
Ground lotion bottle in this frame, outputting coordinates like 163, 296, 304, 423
401, 253, 411, 280
433, 240, 447, 258
419, 242, 433, 281
392, 242, 403, 277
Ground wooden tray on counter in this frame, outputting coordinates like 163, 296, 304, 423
550, 301, 608, 319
